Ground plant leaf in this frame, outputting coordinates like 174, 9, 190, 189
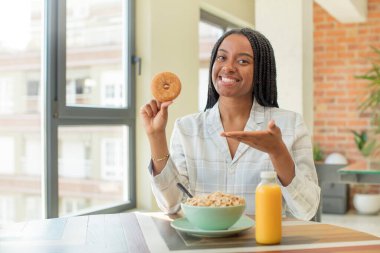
361, 140, 377, 157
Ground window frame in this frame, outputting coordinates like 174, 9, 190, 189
43, 0, 136, 218
200, 9, 240, 32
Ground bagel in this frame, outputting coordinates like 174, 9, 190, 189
151, 71, 181, 102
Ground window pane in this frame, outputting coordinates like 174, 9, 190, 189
198, 21, 224, 111
0, 0, 42, 225
58, 125, 129, 216
66, 0, 126, 108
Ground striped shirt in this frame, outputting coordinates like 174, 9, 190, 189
149, 100, 320, 221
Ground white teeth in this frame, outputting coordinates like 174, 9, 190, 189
221, 77, 237, 83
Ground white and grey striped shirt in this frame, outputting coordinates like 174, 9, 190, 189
149, 100, 320, 221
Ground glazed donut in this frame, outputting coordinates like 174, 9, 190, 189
151, 71, 181, 102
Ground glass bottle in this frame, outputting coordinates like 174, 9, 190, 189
255, 171, 282, 244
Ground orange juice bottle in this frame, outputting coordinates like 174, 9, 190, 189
255, 171, 282, 244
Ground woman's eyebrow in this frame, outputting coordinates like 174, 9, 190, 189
217, 49, 253, 59
238, 53, 253, 59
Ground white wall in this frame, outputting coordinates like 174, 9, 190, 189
255, 0, 314, 133
135, 0, 255, 211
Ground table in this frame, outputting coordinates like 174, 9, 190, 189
339, 161, 380, 184
314, 162, 380, 220
0, 212, 379, 253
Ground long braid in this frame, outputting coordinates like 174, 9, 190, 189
204, 28, 278, 111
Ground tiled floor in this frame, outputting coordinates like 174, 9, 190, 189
322, 210, 380, 237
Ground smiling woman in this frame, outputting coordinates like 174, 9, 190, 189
140, 27, 320, 221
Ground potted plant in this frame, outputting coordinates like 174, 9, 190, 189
313, 143, 324, 162
355, 46, 380, 133
351, 50, 380, 214
351, 130, 376, 158
354, 46, 380, 167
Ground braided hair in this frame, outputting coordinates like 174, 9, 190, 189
204, 28, 279, 110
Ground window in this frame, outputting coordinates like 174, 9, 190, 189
0, 137, 15, 174
0, 0, 135, 223
27, 80, 39, 96
59, 137, 91, 179
101, 70, 123, 106
25, 196, 41, 220
60, 198, 87, 215
0, 196, 15, 224
66, 0, 126, 108
23, 136, 41, 175
0, 78, 14, 114
101, 138, 125, 180
0, 0, 43, 224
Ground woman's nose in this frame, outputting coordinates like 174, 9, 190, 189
221, 62, 236, 73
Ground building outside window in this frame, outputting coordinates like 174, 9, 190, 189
0, 0, 135, 224
0, 78, 14, 114
0, 196, 15, 224
101, 138, 124, 181
27, 80, 39, 97
0, 137, 15, 175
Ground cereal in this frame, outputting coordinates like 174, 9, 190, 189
185, 191, 245, 207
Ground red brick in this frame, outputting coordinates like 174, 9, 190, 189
337, 52, 355, 58
326, 45, 346, 51
326, 75, 346, 82
314, 16, 325, 23
317, 67, 337, 74
337, 98, 357, 103
326, 60, 346, 66
316, 23, 335, 30
325, 90, 346, 96
337, 37, 358, 44
347, 120, 370, 126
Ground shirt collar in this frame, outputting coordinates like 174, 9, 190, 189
206, 98, 265, 134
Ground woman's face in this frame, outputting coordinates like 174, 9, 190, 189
212, 34, 254, 100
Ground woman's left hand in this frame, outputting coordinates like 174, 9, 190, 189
221, 120, 286, 156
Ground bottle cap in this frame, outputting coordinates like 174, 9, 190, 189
260, 171, 277, 179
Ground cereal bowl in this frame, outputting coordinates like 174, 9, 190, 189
180, 203, 245, 230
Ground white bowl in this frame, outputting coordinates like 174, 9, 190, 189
324, 153, 348, 165
353, 194, 380, 215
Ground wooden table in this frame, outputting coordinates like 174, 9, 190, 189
0, 212, 379, 253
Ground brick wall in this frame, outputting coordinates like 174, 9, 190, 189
313, 1, 380, 201
313, 0, 380, 164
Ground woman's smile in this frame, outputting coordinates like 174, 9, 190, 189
218, 76, 241, 86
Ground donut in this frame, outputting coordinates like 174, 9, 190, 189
151, 71, 181, 102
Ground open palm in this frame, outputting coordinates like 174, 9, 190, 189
221, 120, 285, 155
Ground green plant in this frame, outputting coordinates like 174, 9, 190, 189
355, 46, 380, 133
351, 130, 376, 157
313, 144, 324, 161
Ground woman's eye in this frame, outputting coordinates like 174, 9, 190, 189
216, 56, 225, 61
238, 59, 249, 64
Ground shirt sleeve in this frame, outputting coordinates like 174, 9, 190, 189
148, 119, 189, 214
280, 113, 321, 221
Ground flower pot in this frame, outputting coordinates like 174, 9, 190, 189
353, 193, 380, 215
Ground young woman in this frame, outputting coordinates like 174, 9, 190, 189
140, 28, 320, 221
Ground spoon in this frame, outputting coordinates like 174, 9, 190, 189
176, 183, 193, 198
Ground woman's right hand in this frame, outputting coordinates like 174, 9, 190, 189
140, 99, 173, 136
